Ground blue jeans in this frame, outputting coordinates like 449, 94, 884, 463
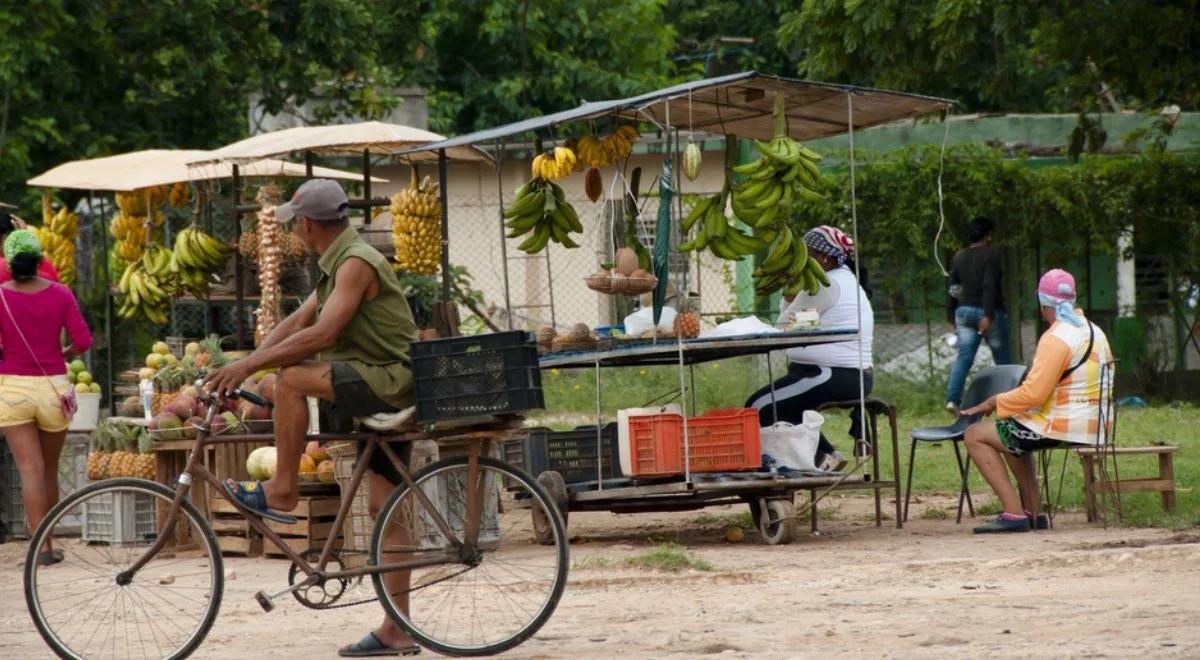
946, 306, 1012, 405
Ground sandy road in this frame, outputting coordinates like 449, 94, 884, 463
2, 495, 1197, 659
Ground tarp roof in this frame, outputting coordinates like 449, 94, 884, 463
28, 149, 386, 192
188, 121, 491, 167
400, 71, 954, 155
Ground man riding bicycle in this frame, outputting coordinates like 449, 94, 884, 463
206, 179, 423, 657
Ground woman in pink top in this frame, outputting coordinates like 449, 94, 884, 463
0, 230, 92, 564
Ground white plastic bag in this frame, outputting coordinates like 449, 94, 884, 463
623, 306, 676, 337
759, 410, 824, 472
701, 316, 780, 338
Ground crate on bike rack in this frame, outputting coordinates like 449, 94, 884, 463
411, 331, 543, 423
82, 490, 158, 544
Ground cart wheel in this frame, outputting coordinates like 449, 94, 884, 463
532, 471, 569, 545
758, 499, 796, 545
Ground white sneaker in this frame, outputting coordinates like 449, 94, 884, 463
945, 401, 959, 416
819, 450, 847, 472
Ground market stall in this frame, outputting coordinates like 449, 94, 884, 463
399, 71, 953, 543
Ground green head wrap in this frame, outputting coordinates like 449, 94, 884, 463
4, 229, 42, 263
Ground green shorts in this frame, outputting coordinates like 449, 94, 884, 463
321, 362, 411, 485
996, 418, 1065, 456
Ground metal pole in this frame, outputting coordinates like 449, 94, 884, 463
846, 92, 869, 461
543, 244, 557, 330
438, 149, 451, 302
495, 140, 514, 330
232, 164, 246, 348
595, 354, 603, 491
362, 149, 372, 225
305, 151, 314, 178
97, 193, 114, 414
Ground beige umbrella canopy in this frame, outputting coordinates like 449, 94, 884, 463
28, 149, 387, 192
187, 121, 491, 167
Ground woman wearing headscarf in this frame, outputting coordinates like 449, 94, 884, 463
0, 212, 59, 283
745, 226, 874, 471
962, 269, 1112, 533
0, 230, 91, 563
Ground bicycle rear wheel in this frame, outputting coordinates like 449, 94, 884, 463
24, 478, 223, 660
371, 455, 568, 656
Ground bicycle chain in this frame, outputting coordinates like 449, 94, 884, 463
302, 564, 478, 611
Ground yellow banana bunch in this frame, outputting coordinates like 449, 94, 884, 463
116, 250, 172, 324
503, 179, 582, 254
115, 186, 169, 216
530, 146, 576, 181
390, 171, 442, 274
167, 182, 191, 209
573, 125, 638, 168
33, 205, 79, 285
173, 225, 231, 298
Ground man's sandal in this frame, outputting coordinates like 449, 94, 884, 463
222, 480, 297, 524
338, 631, 421, 657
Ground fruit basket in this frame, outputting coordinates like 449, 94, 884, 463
584, 272, 657, 295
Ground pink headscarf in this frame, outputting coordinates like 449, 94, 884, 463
1037, 269, 1083, 326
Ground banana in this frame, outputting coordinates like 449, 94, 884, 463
704, 205, 727, 238
752, 181, 784, 209
517, 223, 551, 254
760, 226, 794, 274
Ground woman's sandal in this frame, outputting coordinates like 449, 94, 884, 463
36, 549, 64, 566
221, 479, 297, 524
338, 631, 421, 657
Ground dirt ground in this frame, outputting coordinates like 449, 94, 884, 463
2, 493, 1199, 659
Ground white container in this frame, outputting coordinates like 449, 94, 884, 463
68, 393, 102, 431
82, 491, 157, 544
617, 405, 682, 477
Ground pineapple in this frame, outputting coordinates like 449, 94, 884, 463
86, 433, 112, 481
136, 430, 156, 480
673, 298, 701, 338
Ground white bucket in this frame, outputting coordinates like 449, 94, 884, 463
68, 393, 102, 432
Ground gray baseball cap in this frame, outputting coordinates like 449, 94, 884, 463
275, 179, 349, 223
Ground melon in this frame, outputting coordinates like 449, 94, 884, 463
317, 460, 336, 484
246, 446, 277, 481
305, 440, 330, 464
150, 413, 183, 440
299, 453, 317, 474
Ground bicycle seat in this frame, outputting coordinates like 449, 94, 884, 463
358, 406, 418, 432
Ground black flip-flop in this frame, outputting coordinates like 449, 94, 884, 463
338, 631, 421, 657
222, 480, 297, 524
37, 549, 64, 566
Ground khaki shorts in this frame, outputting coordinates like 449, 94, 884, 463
0, 375, 71, 432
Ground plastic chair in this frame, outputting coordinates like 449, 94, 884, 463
903, 364, 1027, 523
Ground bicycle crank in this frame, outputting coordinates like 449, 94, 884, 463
286, 549, 352, 610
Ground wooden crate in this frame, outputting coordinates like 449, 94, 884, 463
210, 512, 263, 557
212, 495, 343, 558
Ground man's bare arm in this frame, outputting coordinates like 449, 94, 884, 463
257, 293, 318, 352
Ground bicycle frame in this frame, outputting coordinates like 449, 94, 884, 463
119, 400, 514, 588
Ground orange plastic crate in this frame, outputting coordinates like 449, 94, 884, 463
626, 408, 762, 477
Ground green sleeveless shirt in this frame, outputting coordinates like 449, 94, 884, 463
315, 226, 418, 408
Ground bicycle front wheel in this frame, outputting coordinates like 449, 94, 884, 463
24, 478, 224, 660
371, 455, 568, 656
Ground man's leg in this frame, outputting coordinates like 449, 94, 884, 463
363, 470, 416, 650
963, 421, 1022, 515
261, 362, 333, 512
946, 309, 982, 406
986, 310, 1013, 365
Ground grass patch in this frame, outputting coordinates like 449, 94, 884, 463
976, 499, 1003, 516
624, 542, 715, 573
920, 507, 949, 520
573, 554, 613, 570
691, 511, 755, 531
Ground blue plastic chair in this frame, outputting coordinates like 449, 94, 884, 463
903, 364, 1028, 523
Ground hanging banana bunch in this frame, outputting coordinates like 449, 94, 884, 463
390, 170, 441, 275
173, 225, 231, 298
167, 182, 191, 209
729, 94, 824, 231
503, 178, 582, 254
34, 196, 78, 284
572, 125, 638, 168
530, 146, 576, 181
115, 245, 173, 324
679, 186, 776, 262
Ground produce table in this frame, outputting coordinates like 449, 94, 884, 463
538, 327, 858, 368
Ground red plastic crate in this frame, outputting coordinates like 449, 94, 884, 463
626, 408, 761, 477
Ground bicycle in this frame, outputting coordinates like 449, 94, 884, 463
24, 386, 569, 659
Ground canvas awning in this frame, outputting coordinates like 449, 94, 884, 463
27, 149, 386, 192
400, 71, 954, 155
188, 121, 491, 168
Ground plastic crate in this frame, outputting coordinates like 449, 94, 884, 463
526, 424, 621, 484
329, 443, 373, 563
500, 439, 525, 491
1, 437, 89, 539
82, 491, 157, 544
626, 408, 762, 477
411, 331, 544, 423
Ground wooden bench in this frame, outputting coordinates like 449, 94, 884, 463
1077, 445, 1178, 521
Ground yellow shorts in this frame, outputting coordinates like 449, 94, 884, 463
0, 375, 71, 432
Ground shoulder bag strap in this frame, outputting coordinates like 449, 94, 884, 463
1060, 323, 1095, 382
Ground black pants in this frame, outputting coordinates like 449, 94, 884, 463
745, 363, 874, 458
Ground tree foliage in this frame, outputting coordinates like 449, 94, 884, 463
778, 0, 1200, 113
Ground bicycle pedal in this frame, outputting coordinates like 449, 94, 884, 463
254, 590, 275, 613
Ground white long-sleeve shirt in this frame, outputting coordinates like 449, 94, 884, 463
777, 266, 874, 369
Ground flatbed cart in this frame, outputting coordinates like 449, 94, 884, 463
518, 328, 894, 546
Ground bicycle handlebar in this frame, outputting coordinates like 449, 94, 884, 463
192, 379, 271, 408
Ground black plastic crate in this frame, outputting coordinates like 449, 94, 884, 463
526, 423, 621, 485
412, 331, 544, 423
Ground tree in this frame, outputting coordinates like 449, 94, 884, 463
662, 1, 794, 79
777, 0, 1200, 113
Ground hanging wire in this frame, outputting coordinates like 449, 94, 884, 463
932, 111, 953, 276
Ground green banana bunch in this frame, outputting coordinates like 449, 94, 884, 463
730, 94, 824, 229
116, 257, 172, 324
171, 225, 231, 299
504, 179, 582, 254
750, 225, 830, 298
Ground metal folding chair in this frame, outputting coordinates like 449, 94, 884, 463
904, 364, 1028, 523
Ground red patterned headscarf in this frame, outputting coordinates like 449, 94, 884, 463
803, 225, 855, 266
